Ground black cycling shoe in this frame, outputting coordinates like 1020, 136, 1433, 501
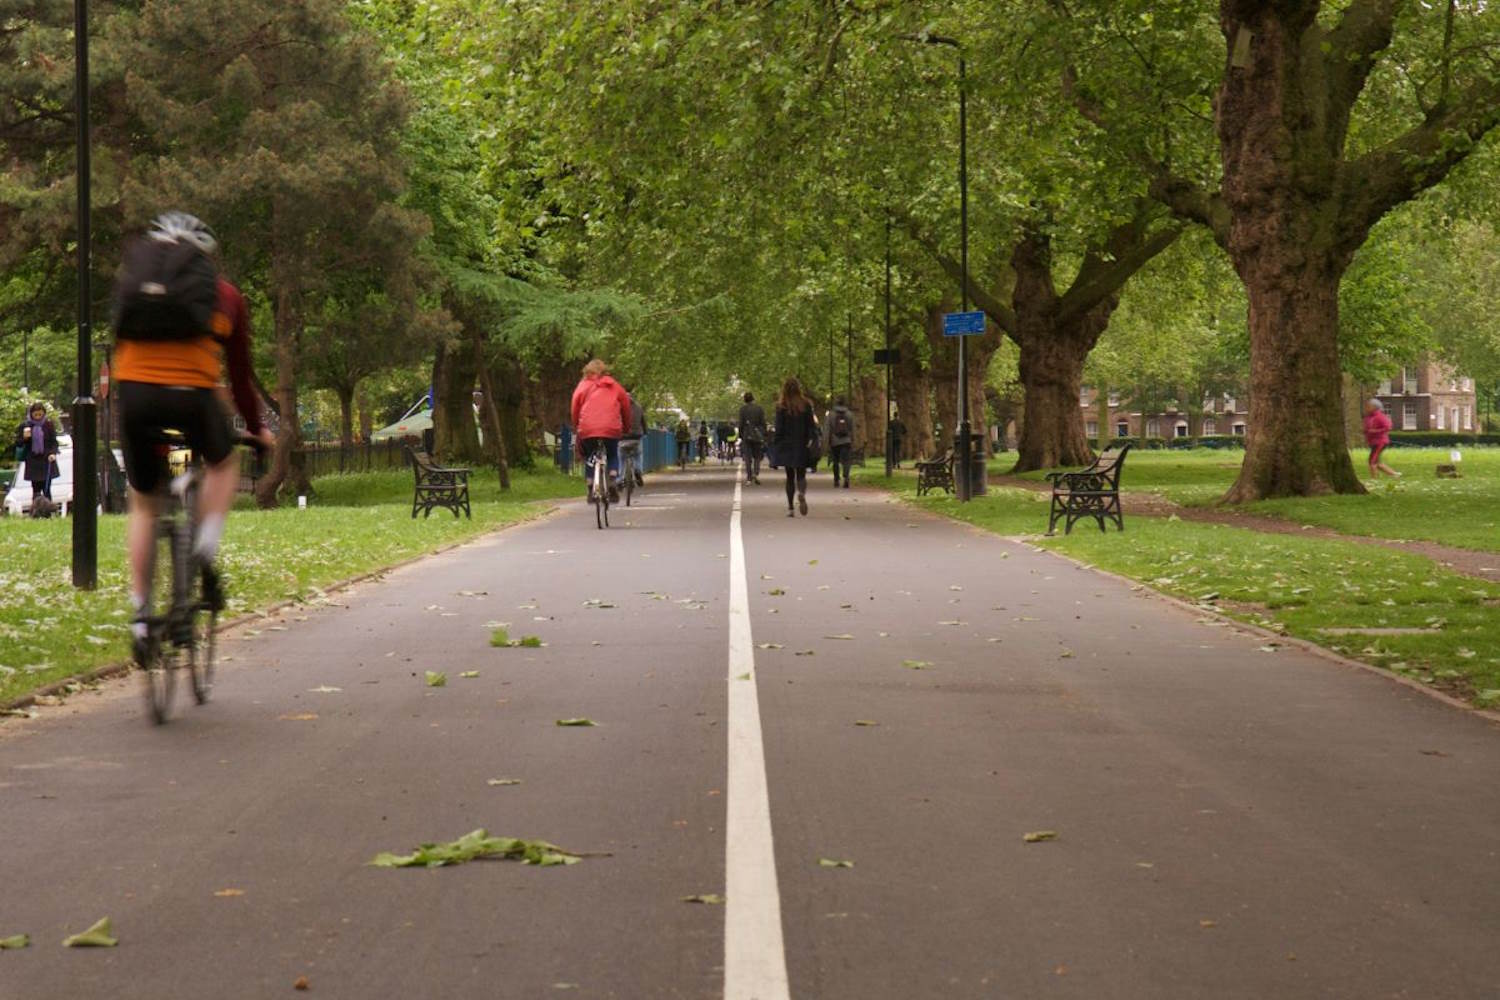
201, 562, 226, 614
132, 627, 156, 668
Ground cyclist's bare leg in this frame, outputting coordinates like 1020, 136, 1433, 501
127, 488, 161, 636
193, 455, 239, 563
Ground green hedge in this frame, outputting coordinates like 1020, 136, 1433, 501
1091, 435, 1246, 451
1385, 431, 1500, 447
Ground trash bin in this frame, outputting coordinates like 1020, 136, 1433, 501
955, 431, 987, 497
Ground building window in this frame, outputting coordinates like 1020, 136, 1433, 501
1116, 421, 1129, 438
1403, 369, 1418, 394
1436, 406, 1445, 430
1146, 418, 1160, 438
1203, 418, 1217, 435
1086, 420, 1099, 437
1080, 386, 1091, 407
1462, 378, 1472, 392
1232, 423, 1246, 436
1378, 378, 1392, 395
1224, 395, 1237, 412
1449, 378, 1459, 391
1174, 423, 1189, 438
1107, 391, 1120, 407
1402, 401, 1417, 430
1463, 406, 1472, 430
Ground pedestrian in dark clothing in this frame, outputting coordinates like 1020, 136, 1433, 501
14, 402, 60, 502
888, 416, 906, 468
824, 396, 855, 488
696, 421, 710, 464
738, 391, 767, 485
675, 418, 692, 468
773, 377, 819, 517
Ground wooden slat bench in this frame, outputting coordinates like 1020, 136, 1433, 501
1045, 444, 1130, 535
915, 451, 955, 496
408, 447, 471, 519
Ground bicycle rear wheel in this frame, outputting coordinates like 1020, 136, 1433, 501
140, 522, 185, 724
190, 604, 218, 705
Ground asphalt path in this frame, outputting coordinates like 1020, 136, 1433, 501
2, 464, 1499, 999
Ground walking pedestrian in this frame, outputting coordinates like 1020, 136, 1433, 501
888, 414, 906, 469
696, 420, 710, 464
738, 391, 766, 484
13, 402, 60, 507
675, 418, 692, 468
824, 396, 855, 488
1363, 399, 1401, 479
773, 377, 819, 517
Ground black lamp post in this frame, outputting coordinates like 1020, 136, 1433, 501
903, 32, 971, 500
72, 0, 97, 588
884, 213, 894, 477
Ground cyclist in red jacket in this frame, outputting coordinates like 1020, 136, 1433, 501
570, 359, 632, 501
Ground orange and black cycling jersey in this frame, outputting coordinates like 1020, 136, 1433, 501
114, 277, 264, 434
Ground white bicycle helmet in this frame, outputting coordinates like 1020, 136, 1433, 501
148, 211, 218, 255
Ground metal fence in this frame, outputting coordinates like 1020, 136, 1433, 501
292, 439, 412, 479
554, 428, 688, 476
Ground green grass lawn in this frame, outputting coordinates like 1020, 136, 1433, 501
0, 467, 580, 705
885, 476, 1500, 707
991, 446, 1500, 553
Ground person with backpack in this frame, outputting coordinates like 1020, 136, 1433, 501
618, 389, 647, 488
824, 396, 856, 488
773, 377, 820, 517
696, 420, 711, 464
13, 402, 60, 509
737, 391, 767, 485
113, 212, 272, 664
569, 359, 633, 500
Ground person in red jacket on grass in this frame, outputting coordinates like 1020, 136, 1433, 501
1363, 399, 1401, 479
570, 358, 632, 501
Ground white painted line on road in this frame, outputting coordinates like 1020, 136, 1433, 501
725, 480, 791, 1000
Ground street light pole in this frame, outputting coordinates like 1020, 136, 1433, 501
72, 0, 98, 589
904, 33, 970, 500
884, 212, 894, 478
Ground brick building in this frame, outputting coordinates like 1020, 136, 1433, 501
1079, 387, 1250, 441
1373, 361, 1478, 432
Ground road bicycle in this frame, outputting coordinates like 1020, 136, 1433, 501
618, 439, 641, 507
585, 439, 612, 529
137, 433, 262, 724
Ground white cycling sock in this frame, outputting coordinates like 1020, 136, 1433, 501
130, 593, 148, 637
194, 514, 226, 563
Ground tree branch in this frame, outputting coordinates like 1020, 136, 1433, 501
1147, 170, 1231, 246
1057, 215, 1184, 324
895, 210, 1016, 334
1323, 0, 1401, 112
1343, 75, 1500, 240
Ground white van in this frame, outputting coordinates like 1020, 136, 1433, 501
4, 435, 73, 516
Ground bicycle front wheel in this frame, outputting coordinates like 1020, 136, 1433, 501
140, 522, 184, 724
190, 605, 218, 705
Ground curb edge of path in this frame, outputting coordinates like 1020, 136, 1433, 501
1, 501, 568, 716
881, 489, 1500, 728
1023, 538, 1500, 728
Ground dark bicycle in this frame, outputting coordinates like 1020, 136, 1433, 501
137, 432, 263, 724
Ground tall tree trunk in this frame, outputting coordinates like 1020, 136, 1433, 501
471, 329, 511, 490
1009, 233, 1113, 473
336, 383, 355, 450
1222, 255, 1362, 500
432, 339, 483, 464
357, 387, 374, 442
893, 334, 932, 460
530, 342, 580, 438
255, 287, 309, 507
488, 349, 531, 470
1096, 388, 1111, 447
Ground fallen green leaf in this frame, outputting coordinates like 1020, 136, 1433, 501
371, 828, 581, 868
794, 650, 815, 657
0, 934, 29, 949
62, 917, 117, 948
489, 628, 511, 647
487, 778, 523, 786
902, 659, 933, 670
735, 673, 752, 681
818, 858, 854, 868
459, 670, 480, 679
757, 642, 784, 650
1022, 830, 1058, 843
556, 718, 597, 727
425, 671, 447, 687
681, 894, 725, 904
767, 588, 786, 596
519, 636, 543, 648
824, 634, 855, 640
854, 720, 878, 727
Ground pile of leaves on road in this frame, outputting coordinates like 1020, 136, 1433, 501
370, 828, 583, 868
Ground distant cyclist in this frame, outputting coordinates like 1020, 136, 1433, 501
696, 420, 710, 464
569, 359, 632, 501
618, 388, 647, 488
112, 212, 271, 663
738, 391, 766, 485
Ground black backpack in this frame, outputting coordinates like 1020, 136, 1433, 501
833, 412, 851, 438
112, 236, 220, 341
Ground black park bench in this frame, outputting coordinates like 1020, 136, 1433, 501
407, 447, 471, 519
1045, 443, 1131, 535
915, 451, 955, 496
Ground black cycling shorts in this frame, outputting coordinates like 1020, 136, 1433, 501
119, 380, 235, 493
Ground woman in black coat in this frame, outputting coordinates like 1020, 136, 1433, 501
772, 376, 819, 517
14, 402, 60, 500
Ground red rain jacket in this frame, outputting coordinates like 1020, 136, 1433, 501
570, 374, 632, 440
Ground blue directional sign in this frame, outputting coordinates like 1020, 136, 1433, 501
942, 310, 986, 337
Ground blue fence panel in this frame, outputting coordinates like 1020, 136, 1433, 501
555, 427, 681, 476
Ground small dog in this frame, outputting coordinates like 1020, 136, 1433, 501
28, 495, 58, 518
